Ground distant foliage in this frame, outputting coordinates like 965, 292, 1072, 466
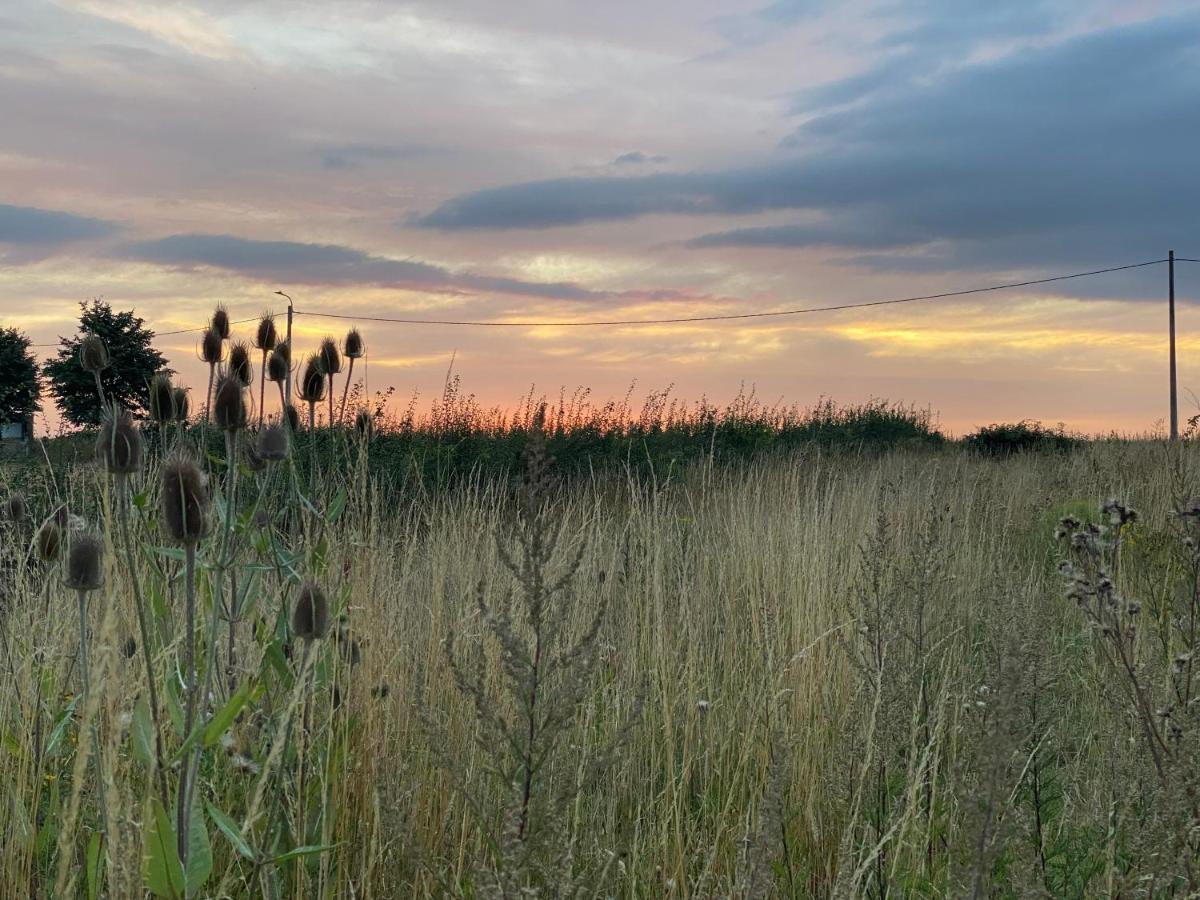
0, 328, 40, 427
42, 299, 171, 426
961, 420, 1081, 457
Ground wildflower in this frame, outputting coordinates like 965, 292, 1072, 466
96, 405, 142, 475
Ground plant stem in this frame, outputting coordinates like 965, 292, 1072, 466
338, 358, 355, 425
77, 589, 109, 832
258, 351, 268, 431
204, 363, 215, 425
179, 541, 197, 864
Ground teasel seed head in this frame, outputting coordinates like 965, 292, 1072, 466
148, 373, 175, 424
283, 403, 301, 433
212, 304, 231, 340
244, 441, 267, 473
354, 409, 374, 439
343, 328, 365, 360
298, 355, 326, 404
172, 387, 190, 423
318, 337, 342, 376
79, 334, 109, 373
254, 313, 277, 352
33, 514, 63, 564
292, 580, 330, 641
267, 345, 290, 383
200, 327, 224, 365
96, 405, 143, 475
213, 375, 247, 432
161, 457, 210, 545
228, 341, 253, 387
257, 422, 289, 461
63, 532, 104, 592
5, 493, 26, 524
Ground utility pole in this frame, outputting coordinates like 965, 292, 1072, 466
275, 290, 294, 413
1169, 251, 1178, 441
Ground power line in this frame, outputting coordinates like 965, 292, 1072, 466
30, 316, 259, 348
291, 258, 1168, 327
1177, 257, 1200, 263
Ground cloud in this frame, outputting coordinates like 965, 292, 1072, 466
116, 233, 609, 302
319, 143, 445, 170
613, 151, 668, 166
0, 204, 120, 245
417, 14, 1200, 271
712, 0, 825, 47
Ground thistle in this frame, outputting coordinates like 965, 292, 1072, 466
213, 375, 247, 433
172, 387, 190, 423
79, 334, 108, 407
96, 405, 142, 476
63, 531, 103, 593
319, 338, 341, 428
148, 373, 175, 424
200, 327, 224, 424
298, 354, 326, 431
254, 312, 278, 428
292, 581, 330, 642
212, 303, 231, 341
338, 328, 365, 425
257, 422, 289, 462
228, 341, 253, 388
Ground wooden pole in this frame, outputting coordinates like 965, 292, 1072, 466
1170, 250, 1178, 441
276, 291, 294, 414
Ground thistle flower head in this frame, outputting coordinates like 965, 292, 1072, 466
213, 375, 247, 432
172, 387, 190, 423
5, 493, 26, 524
257, 422, 289, 461
96, 405, 142, 475
318, 337, 342, 376
228, 341, 253, 387
292, 581, 330, 641
200, 327, 224, 365
148, 373, 175, 423
298, 355, 326, 404
254, 313, 277, 352
63, 532, 104, 592
343, 328, 365, 360
161, 457, 210, 544
79, 334, 108, 373
212, 304, 231, 340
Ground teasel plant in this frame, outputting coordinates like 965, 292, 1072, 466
267, 341, 291, 421
318, 338, 341, 429
211, 303, 231, 341
228, 341, 253, 390
253, 312, 278, 430
79, 333, 109, 409
199, 327, 224, 425
338, 329, 364, 425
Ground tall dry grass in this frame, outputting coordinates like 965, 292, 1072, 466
0, 425, 1196, 896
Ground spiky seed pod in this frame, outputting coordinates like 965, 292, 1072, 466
266, 350, 289, 384
244, 441, 267, 473
318, 337, 342, 376
63, 532, 104, 592
213, 375, 247, 431
52, 503, 70, 527
96, 406, 143, 475
212, 304, 231, 340
5, 494, 26, 524
200, 328, 224, 365
343, 328, 365, 360
354, 409, 374, 439
298, 355, 326, 403
292, 581, 330, 641
33, 515, 63, 564
284, 404, 301, 432
148, 373, 175, 423
228, 341, 253, 387
257, 423, 289, 461
172, 387, 190, 422
254, 313, 277, 352
79, 334, 108, 373
161, 458, 209, 544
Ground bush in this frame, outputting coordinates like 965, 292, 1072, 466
961, 420, 1081, 457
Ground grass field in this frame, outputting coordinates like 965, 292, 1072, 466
0, 406, 1196, 897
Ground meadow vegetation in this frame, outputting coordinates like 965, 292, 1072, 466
0, 315, 1196, 897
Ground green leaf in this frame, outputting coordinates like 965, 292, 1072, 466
132, 488, 150, 511
185, 796, 212, 895
325, 487, 347, 524
86, 831, 104, 900
150, 545, 186, 561
164, 677, 184, 737
131, 697, 154, 767
270, 844, 336, 864
142, 797, 184, 899
205, 800, 255, 862
45, 696, 79, 758
203, 681, 254, 747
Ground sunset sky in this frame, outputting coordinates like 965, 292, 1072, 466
2, 0, 1198, 435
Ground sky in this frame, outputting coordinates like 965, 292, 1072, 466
2, 0, 1198, 435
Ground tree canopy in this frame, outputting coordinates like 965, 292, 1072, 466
0, 328, 41, 428
43, 299, 172, 426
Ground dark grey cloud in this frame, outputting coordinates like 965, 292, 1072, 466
0, 203, 120, 245
418, 14, 1200, 272
118, 234, 608, 302
319, 143, 445, 171
613, 151, 669, 166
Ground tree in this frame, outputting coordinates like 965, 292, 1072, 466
43, 300, 172, 426
0, 329, 41, 430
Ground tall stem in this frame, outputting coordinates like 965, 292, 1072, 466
258, 352, 268, 431
92, 371, 106, 412
179, 542, 197, 863
77, 589, 108, 831
204, 363, 215, 425
327, 376, 334, 430
338, 358, 356, 425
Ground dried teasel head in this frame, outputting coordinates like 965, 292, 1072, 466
63, 532, 104, 592
5, 493, 26, 524
213, 375, 247, 432
96, 405, 142, 475
200, 327, 224, 365
283, 403, 301, 433
318, 337, 342, 376
267, 344, 290, 383
298, 355, 326, 404
161, 457, 210, 545
79, 334, 108, 373
254, 313, 277, 352
212, 304, 231, 340
33, 514, 63, 564
354, 409, 374, 439
172, 387, 190, 423
148, 373, 175, 424
343, 328, 365, 360
292, 581, 330, 641
257, 423, 289, 461
228, 341, 253, 387
244, 441, 267, 473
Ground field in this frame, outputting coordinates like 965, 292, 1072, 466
0, 405, 1196, 897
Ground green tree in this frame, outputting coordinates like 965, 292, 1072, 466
0, 328, 41, 431
43, 300, 171, 426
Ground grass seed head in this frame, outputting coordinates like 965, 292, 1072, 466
213, 375, 247, 431
344, 328, 365, 360
254, 313, 278, 352
79, 334, 108, 373
97, 406, 143, 475
161, 457, 210, 545
148, 372, 175, 423
200, 327, 224, 365
319, 337, 342, 376
292, 580, 330, 641
212, 304, 231, 340
63, 532, 104, 592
